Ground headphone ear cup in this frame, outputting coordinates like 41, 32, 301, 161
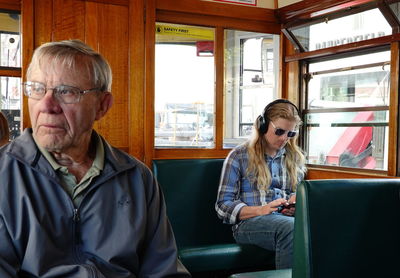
258, 115, 268, 134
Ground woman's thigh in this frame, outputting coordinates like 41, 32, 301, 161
233, 214, 294, 250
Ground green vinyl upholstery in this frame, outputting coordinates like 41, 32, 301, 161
229, 178, 400, 278
293, 179, 400, 278
152, 159, 275, 275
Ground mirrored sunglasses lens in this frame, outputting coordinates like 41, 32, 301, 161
287, 131, 297, 137
275, 128, 286, 136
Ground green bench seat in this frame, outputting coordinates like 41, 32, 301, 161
229, 179, 400, 278
152, 159, 275, 275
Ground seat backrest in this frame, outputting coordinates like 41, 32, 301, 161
293, 179, 400, 278
152, 159, 234, 249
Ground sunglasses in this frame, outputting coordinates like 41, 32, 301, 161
270, 121, 297, 138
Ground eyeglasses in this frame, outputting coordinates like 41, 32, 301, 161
270, 121, 297, 138
22, 81, 101, 104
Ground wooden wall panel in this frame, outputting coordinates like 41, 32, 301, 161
129, 0, 145, 160
93, 3, 129, 149
34, 0, 53, 47
28, 0, 129, 150
52, 0, 85, 41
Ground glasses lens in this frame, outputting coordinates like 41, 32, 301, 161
54, 85, 80, 104
24, 82, 45, 99
274, 128, 286, 136
287, 131, 297, 138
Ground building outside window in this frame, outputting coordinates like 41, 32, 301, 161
0, 11, 21, 141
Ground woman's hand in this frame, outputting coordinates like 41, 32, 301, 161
260, 198, 288, 215
281, 194, 296, 216
238, 198, 288, 220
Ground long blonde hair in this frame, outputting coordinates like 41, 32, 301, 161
0, 112, 10, 147
246, 101, 306, 191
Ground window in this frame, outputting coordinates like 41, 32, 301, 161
304, 50, 390, 171
0, 10, 21, 141
155, 23, 215, 148
287, 8, 391, 52
223, 30, 280, 148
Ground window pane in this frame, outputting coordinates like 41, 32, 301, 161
306, 111, 388, 170
1, 77, 21, 140
389, 2, 400, 23
308, 51, 390, 109
155, 23, 215, 148
305, 51, 389, 170
0, 11, 20, 68
289, 8, 391, 51
223, 30, 280, 148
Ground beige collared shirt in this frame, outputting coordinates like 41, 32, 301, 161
35, 133, 105, 207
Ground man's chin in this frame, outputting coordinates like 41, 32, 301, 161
33, 135, 64, 152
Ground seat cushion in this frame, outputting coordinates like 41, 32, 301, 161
229, 269, 292, 278
179, 243, 275, 273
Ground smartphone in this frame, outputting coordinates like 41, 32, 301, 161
277, 202, 295, 213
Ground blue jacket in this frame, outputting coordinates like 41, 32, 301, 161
0, 129, 190, 278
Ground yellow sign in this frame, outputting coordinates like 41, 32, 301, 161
156, 24, 214, 40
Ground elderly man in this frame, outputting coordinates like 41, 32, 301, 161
0, 40, 190, 278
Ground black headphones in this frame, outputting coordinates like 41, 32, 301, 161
257, 99, 300, 134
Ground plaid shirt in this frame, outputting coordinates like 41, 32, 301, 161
215, 144, 303, 225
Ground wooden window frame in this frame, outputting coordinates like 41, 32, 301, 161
280, 0, 400, 178
144, 0, 281, 162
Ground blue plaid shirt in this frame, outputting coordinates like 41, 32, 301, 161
215, 144, 303, 225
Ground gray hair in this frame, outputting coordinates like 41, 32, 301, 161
26, 39, 112, 91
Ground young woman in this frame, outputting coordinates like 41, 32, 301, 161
215, 99, 306, 269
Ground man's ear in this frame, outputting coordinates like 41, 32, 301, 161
95, 92, 113, 121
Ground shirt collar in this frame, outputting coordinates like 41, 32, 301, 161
265, 147, 286, 160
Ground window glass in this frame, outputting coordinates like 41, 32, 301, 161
306, 111, 388, 170
305, 51, 390, 170
1, 77, 21, 140
223, 30, 280, 148
155, 23, 215, 148
308, 52, 390, 109
0, 11, 21, 141
389, 2, 400, 22
289, 8, 391, 51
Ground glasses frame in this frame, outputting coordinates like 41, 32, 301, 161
270, 121, 297, 138
22, 81, 101, 104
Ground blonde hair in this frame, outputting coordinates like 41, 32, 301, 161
0, 112, 10, 147
246, 101, 306, 191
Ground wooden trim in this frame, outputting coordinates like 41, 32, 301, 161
21, 0, 33, 130
285, 34, 399, 62
156, 0, 278, 23
77, 0, 128, 6
0, 0, 20, 11
215, 26, 224, 150
277, 0, 376, 24
129, 0, 145, 160
390, 41, 399, 176
0, 68, 21, 77
279, 33, 285, 98
156, 10, 281, 34
154, 148, 230, 159
144, 0, 156, 166
306, 167, 393, 179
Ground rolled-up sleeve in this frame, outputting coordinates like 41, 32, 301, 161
215, 150, 247, 225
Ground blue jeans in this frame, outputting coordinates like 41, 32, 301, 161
233, 213, 294, 269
